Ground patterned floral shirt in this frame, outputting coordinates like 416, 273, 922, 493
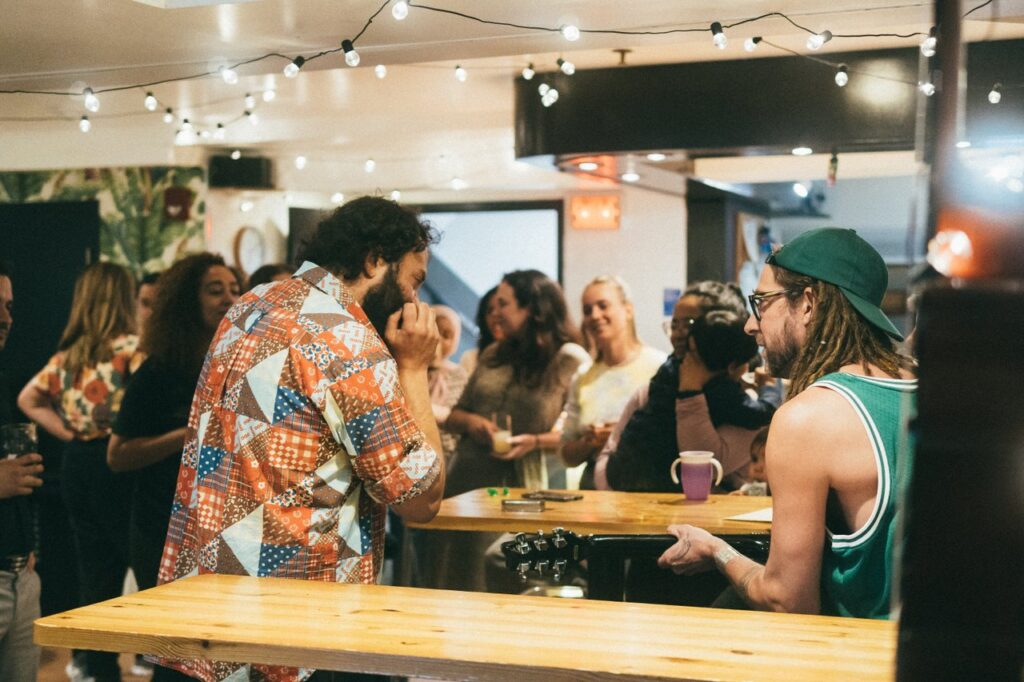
30, 334, 140, 440
158, 262, 440, 682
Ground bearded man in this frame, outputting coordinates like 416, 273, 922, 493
158, 197, 445, 681
657, 227, 916, 619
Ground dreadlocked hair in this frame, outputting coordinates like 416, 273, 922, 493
773, 266, 912, 396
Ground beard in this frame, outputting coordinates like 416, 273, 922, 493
764, 319, 802, 379
362, 265, 406, 338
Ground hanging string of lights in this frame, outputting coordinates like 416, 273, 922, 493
0, 0, 1015, 133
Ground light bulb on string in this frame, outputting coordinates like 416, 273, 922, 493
79, 116, 91, 133
342, 40, 360, 67
451, 177, 468, 190
454, 65, 467, 82
835, 64, 849, 87
262, 89, 276, 102
181, 118, 193, 131
561, 24, 580, 42
919, 81, 935, 97
920, 27, 937, 57
219, 66, 239, 84
331, 192, 344, 204
214, 123, 225, 140
295, 155, 307, 170
988, 83, 1002, 104
244, 93, 256, 109
541, 88, 559, 107
557, 58, 575, 76
710, 22, 727, 49
284, 56, 305, 78
522, 63, 535, 80
230, 149, 242, 160
744, 36, 762, 52
364, 158, 376, 173
538, 83, 550, 96
199, 130, 211, 140
390, 190, 402, 201
807, 30, 833, 50
375, 64, 387, 79
246, 110, 259, 126
392, 1, 409, 20
83, 88, 100, 112
144, 92, 158, 111
163, 108, 174, 124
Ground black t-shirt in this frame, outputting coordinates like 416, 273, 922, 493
113, 357, 196, 541
0, 365, 36, 558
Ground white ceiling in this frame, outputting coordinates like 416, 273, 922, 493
2, 0, 1023, 195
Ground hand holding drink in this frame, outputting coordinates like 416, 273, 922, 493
491, 413, 512, 454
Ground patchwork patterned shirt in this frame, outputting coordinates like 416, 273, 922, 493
158, 262, 440, 682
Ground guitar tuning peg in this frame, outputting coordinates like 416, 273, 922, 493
552, 534, 567, 549
553, 527, 565, 534
552, 559, 567, 582
517, 562, 530, 581
533, 536, 549, 551
535, 560, 549, 576
514, 533, 527, 543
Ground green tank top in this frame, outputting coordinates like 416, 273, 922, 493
812, 372, 917, 620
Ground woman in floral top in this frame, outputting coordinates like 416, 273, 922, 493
18, 262, 138, 682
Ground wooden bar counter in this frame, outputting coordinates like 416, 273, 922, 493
35, 574, 894, 681
405, 488, 772, 535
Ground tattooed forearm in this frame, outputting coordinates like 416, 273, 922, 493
713, 545, 740, 571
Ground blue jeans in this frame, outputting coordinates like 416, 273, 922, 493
0, 567, 41, 682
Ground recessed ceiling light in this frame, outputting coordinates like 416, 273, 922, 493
578, 161, 599, 172
791, 146, 813, 156
646, 153, 667, 162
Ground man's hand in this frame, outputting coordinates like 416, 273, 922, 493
0, 453, 44, 499
678, 339, 718, 392
385, 302, 439, 372
656, 524, 720, 575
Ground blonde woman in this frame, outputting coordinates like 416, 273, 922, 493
18, 262, 138, 682
561, 276, 665, 489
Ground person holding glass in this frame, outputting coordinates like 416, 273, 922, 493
17, 262, 139, 682
560, 275, 665, 489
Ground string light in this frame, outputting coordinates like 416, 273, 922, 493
162, 108, 174, 124
213, 123, 225, 140
920, 27, 937, 57
83, 87, 100, 112
219, 66, 239, 84
244, 93, 256, 109
375, 64, 388, 79
342, 40, 360, 67
792, 146, 813, 156
246, 110, 259, 125
621, 169, 640, 183
646, 152, 666, 161
792, 181, 810, 198
541, 88, 559, 107
919, 81, 935, 96
835, 64, 849, 87
284, 56, 305, 78
454, 65, 467, 82
744, 36, 762, 52
390, 189, 402, 201
331, 192, 345, 203
364, 158, 376, 173
295, 155, 307, 170
144, 92, 158, 111
561, 24, 580, 41
956, 140, 972, 148
181, 118, 193, 131
230, 149, 242, 160
240, 200, 254, 213
807, 30, 833, 50
988, 83, 1002, 104
538, 83, 550, 96
710, 22, 727, 49
557, 58, 575, 76
262, 89, 276, 102
578, 161, 599, 171
451, 177, 468, 190
522, 63, 535, 80
79, 116, 91, 133
392, 1, 409, 20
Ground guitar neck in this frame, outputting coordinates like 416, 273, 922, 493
583, 533, 769, 562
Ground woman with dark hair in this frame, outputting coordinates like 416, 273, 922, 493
17, 262, 139, 682
246, 262, 292, 291
458, 285, 504, 375
446, 270, 587, 495
107, 253, 240, 602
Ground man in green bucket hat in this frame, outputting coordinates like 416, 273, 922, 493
657, 227, 916, 619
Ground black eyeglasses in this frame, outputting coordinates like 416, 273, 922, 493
747, 289, 794, 321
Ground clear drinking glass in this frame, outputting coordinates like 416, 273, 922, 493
1, 423, 38, 459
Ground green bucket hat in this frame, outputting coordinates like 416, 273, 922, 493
766, 227, 904, 341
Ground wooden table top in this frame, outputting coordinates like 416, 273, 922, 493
405, 488, 773, 535
35, 574, 895, 682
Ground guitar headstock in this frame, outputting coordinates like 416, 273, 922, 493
501, 527, 585, 582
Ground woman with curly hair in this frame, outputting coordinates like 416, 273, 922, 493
107, 254, 239, 590
18, 262, 139, 682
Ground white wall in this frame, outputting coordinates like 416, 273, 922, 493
562, 185, 687, 355
204, 190, 289, 275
